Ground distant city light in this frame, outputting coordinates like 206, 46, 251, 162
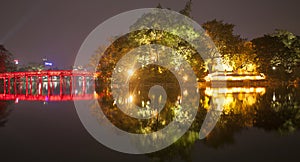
272, 66, 276, 70
14, 59, 19, 65
44, 62, 53, 66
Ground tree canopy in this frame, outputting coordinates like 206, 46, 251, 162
202, 19, 257, 72
0, 45, 16, 73
252, 30, 300, 80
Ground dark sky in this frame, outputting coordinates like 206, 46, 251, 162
0, 0, 299, 69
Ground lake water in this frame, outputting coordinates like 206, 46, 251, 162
1, 85, 300, 162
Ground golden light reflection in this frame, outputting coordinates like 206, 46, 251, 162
203, 87, 266, 115
205, 72, 266, 81
205, 87, 266, 97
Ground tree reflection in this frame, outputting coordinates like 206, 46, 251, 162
147, 131, 198, 162
91, 48, 300, 157
0, 101, 12, 127
93, 64, 187, 134
144, 85, 300, 161
195, 86, 300, 148
92, 80, 298, 158
255, 86, 300, 135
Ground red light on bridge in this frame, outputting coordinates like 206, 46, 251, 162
0, 70, 96, 102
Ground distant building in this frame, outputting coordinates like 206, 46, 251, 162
42, 57, 54, 70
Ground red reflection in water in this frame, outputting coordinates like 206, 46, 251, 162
0, 94, 95, 101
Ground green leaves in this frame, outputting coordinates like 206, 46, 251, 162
0, 45, 16, 73
252, 30, 300, 80
202, 19, 257, 72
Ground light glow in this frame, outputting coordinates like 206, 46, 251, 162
205, 72, 266, 81
44, 62, 53, 66
127, 69, 134, 76
205, 87, 266, 97
128, 95, 133, 103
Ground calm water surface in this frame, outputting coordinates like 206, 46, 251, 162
0, 86, 300, 162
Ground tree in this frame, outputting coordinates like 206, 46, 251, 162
0, 45, 16, 73
179, 0, 192, 17
0, 45, 16, 97
0, 45, 15, 127
89, 5, 209, 83
202, 20, 257, 72
127, 6, 209, 79
252, 30, 300, 80
89, 2, 208, 143
18, 62, 44, 72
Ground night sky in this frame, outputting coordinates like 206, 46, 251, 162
0, 0, 299, 69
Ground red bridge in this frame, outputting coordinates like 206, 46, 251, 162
0, 70, 98, 102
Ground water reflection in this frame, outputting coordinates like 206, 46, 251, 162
144, 85, 299, 161
196, 86, 300, 148
255, 86, 300, 134
0, 101, 12, 127
203, 87, 266, 114
1, 74, 299, 160
90, 84, 300, 160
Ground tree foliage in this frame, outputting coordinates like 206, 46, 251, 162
202, 20, 257, 72
252, 30, 300, 80
0, 45, 16, 73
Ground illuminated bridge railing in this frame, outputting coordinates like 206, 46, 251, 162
0, 70, 98, 101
